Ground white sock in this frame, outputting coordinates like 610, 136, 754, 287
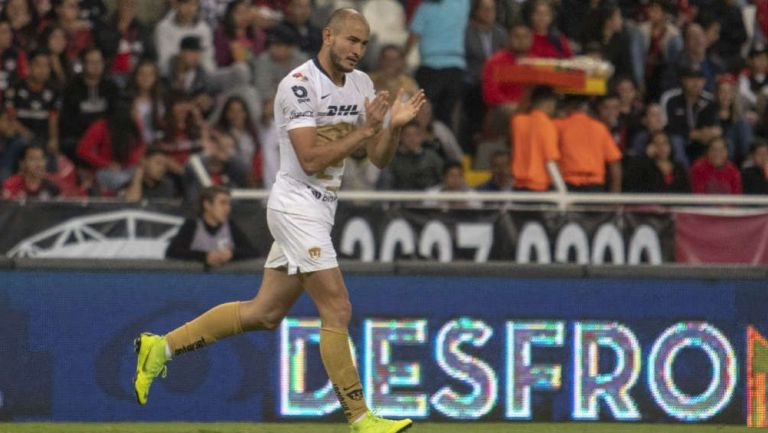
352, 412, 368, 424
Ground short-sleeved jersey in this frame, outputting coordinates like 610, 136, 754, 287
268, 58, 375, 223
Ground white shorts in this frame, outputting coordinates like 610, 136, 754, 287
264, 207, 338, 275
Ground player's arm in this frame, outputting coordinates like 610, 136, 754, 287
366, 89, 426, 169
289, 93, 390, 175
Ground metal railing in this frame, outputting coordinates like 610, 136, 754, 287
231, 188, 768, 210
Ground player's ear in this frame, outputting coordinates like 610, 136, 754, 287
322, 26, 333, 45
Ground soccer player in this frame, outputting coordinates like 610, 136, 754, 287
133, 8, 425, 433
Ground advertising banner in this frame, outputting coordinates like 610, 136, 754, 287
0, 270, 766, 425
675, 212, 768, 265
0, 201, 675, 264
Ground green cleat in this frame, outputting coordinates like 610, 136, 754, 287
350, 412, 413, 433
133, 332, 168, 405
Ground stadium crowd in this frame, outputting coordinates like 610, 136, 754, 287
2, 0, 768, 202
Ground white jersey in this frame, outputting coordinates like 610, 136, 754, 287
268, 58, 375, 223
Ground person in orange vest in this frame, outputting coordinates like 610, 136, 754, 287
555, 95, 622, 192
510, 85, 561, 191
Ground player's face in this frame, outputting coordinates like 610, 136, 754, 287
205, 193, 231, 224
328, 18, 369, 73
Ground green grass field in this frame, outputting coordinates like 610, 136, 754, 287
0, 423, 763, 433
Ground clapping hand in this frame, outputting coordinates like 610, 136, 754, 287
391, 89, 426, 128
362, 91, 390, 138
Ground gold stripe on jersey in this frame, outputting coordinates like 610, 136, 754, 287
315, 122, 356, 180
316, 122, 356, 144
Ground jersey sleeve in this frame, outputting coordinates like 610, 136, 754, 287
278, 72, 318, 131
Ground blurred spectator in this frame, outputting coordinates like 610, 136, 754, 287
165, 185, 258, 267
0, 111, 27, 179
630, 102, 689, 167
496, 0, 524, 30
482, 22, 532, 138
414, 99, 463, 164
0, 18, 28, 97
122, 147, 180, 201
59, 47, 119, 161
342, 146, 380, 191
213, 0, 265, 67
581, 1, 636, 83
661, 64, 721, 163
2, 144, 60, 199
77, 0, 107, 25
738, 45, 768, 128
183, 131, 250, 202
742, 140, 768, 194
159, 93, 208, 177
259, 97, 278, 189
380, 120, 443, 190
166, 35, 214, 115
716, 74, 753, 166
690, 136, 742, 193
1, 0, 39, 50
624, 131, 690, 192
638, 0, 683, 101
251, 25, 307, 100
4, 49, 60, 156
407, 0, 470, 128
662, 22, 722, 93
41, 0, 93, 68
369, 44, 418, 106
126, 59, 165, 146
199, 0, 236, 29
476, 150, 513, 191
275, 0, 321, 56
424, 160, 481, 208
155, 0, 215, 77
702, 0, 747, 72
594, 93, 623, 149
614, 76, 644, 150
525, 0, 572, 59
556, 95, 622, 192
215, 95, 262, 186
360, 0, 408, 70
462, 0, 507, 151
76, 103, 146, 193
38, 25, 71, 90
93, 0, 154, 87
510, 85, 560, 191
